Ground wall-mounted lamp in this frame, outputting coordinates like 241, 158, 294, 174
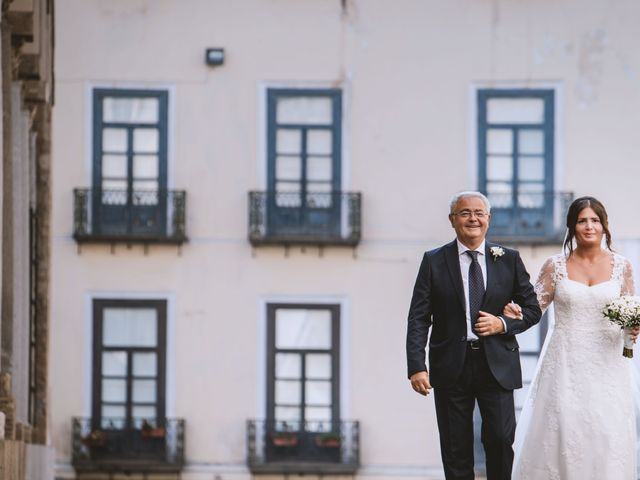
205, 48, 225, 66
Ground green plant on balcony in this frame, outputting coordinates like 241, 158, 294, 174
141, 419, 166, 439
315, 432, 342, 448
270, 430, 299, 447
81, 429, 106, 448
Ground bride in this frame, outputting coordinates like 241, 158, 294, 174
509, 196, 639, 479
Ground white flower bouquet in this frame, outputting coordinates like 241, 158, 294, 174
602, 295, 640, 358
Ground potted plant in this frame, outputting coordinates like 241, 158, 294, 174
270, 430, 299, 447
315, 432, 341, 448
81, 429, 106, 448
141, 419, 166, 439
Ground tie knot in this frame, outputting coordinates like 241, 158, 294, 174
466, 250, 480, 262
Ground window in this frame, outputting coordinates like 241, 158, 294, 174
266, 89, 342, 236
92, 299, 166, 430
247, 303, 359, 472
478, 90, 559, 240
266, 304, 340, 431
92, 89, 168, 236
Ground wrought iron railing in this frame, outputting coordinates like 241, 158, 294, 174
248, 191, 361, 246
485, 191, 574, 243
71, 417, 185, 473
73, 188, 187, 244
247, 419, 360, 474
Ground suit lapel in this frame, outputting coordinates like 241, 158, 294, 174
482, 242, 497, 308
444, 240, 466, 311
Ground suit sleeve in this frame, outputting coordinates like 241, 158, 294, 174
406, 253, 433, 378
502, 251, 542, 335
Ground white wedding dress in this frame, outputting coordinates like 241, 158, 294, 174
513, 253, 637, 480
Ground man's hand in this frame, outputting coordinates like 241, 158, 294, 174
476, 311, 506, 336
410, 371, 432, 396
502, 301, 523, 320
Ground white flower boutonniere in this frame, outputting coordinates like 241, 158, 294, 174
490, 246, 505, 262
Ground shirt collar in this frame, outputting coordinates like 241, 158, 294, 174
457, 239, 486, 257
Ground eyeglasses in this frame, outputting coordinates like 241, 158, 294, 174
452, 210, 488, 219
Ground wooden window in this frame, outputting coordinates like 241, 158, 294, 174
266, 304, 340, 431
478, 89, 555, 238
266, 89, 342, 236
92, 299, 166, 430
92, 89, 168, 236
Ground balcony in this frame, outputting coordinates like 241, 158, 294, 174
248, 191, 361, 247
71, 417, 185, 474
486, 191, 574, 244
73, 188, 187, 245
247, 419, 360, 475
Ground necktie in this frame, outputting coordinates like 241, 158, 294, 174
466, 250, 485, 334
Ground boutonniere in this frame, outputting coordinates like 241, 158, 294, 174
490, 246, 505, 262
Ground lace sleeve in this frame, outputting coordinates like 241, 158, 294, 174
621, 258, 636, 296
534, 257, 557, 314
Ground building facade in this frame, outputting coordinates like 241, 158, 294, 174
0, 0, 55, 478
51, 1, 640, 479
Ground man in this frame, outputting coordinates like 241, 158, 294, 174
406, 191, 541, 480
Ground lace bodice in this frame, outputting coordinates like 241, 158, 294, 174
534, 252, 636, 314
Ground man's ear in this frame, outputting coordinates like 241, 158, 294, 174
448, 214, 455, 227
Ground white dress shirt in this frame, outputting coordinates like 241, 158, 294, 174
457, 239, 487, 341
457, 239, 507, 339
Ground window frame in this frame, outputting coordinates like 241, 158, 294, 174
264, 88, 344, 239
92, 88, 169, 197
266, 88, 342, 195
265, 303, 341, 429
477, 89, 555, 203
91, 298, 167, 431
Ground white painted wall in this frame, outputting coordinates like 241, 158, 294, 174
51, 1, 640, 478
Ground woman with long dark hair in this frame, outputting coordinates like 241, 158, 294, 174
510, 196, 638, 479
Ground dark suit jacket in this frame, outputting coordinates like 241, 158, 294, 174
406, 240, 541, 390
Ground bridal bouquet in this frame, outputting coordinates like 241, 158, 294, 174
602, 295, 640, 358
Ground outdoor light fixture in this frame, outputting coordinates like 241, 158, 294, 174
205, 48, 225, 66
